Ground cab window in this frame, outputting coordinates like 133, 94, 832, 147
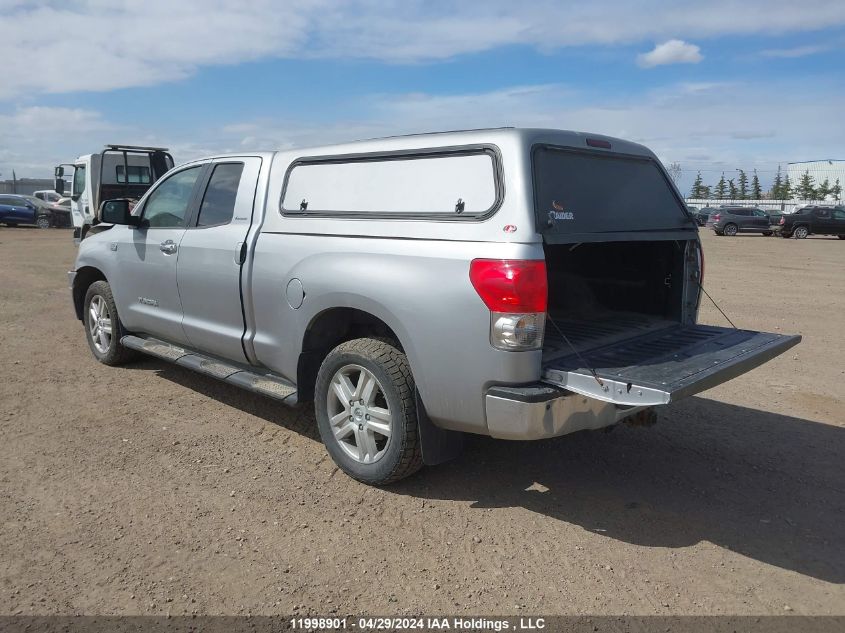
141, 166, 202, 228
72, 165, 86, 198
196, 163, 244, 227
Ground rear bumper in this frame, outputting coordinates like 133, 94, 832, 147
485, 384, 644, 440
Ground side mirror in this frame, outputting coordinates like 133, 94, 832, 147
55, 166, 64, 178
54, 177, 65, 195
99, 199, 139, 226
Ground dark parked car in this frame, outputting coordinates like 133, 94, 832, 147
706, 206, 774, 236
694, 206, 718, 226
778, 205, 845, 239
0, 194, 71, 228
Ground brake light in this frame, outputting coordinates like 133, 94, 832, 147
586, 138, 612, 149
697, 241, 705, 286
470, 259, 547, 351
779, 217, 785, 225
469, 260, 547, 312
712, 213, 721, 221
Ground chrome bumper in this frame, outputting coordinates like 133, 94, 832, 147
485, 384, 646, 440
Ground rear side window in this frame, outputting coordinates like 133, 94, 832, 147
197, 163, 244, 227
533, 146, 691, 235
281, 148, 499, 218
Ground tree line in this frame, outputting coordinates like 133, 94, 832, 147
688, 167, 842, 201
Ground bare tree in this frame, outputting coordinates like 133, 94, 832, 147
666, 162, 682, 186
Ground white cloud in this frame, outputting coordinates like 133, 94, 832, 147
2, 1, 845, 98
637, 40, 703, 68
760, 44, 831, 58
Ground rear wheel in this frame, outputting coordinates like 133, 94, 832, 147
36, 215, 51, 229
723, 223, 738, 236
314, 337, 423, 485
83, 281, 137, 366
793, 226, 809, 239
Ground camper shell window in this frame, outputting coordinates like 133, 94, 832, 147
281, 146, 502, 219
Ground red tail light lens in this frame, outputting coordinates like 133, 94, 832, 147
469, 259, 548, 313
712, 213, 721, 221
779, 217, 785, 225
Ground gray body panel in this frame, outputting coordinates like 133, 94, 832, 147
70, 129, 792, 440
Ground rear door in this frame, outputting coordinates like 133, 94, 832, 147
813, 208, 834, 234
832, 208, 845, 234
751, 208, 770, 231
177, 157, 262, 362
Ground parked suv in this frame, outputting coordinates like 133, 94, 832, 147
707, 206, 774, 236
68, 128, 799, 484
778, 205, 845, 239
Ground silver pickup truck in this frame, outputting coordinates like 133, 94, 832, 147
69, 128, 800, 485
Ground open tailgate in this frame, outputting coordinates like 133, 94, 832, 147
542, 324, 800, 406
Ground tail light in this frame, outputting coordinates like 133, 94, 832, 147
712, 213, 721, 221
469, 259, 547, 351
779, 217, 785, 225
695, 240, 705, 286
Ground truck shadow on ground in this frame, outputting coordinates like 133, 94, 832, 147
148, 360, 843, 584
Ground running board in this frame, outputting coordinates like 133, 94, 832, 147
121, 335, 298, 404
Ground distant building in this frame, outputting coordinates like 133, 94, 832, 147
0, 178, 55, 196
786, 160, 845, 200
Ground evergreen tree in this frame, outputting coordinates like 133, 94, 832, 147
797, 170, 816, 199
771, 166, 784, 199
700, 184, 712, 198
737, 169, 749, 199
751, 169, 762, 199
782, 174, 792, 199
715, 173, 728, 199
690, 171, 704, 198
832, 178, 842, 201
728, 178, 738, 199
817, 178, 832, 199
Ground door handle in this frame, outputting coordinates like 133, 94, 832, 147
160, 240, 177, 255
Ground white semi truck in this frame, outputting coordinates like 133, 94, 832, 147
54, 145, 174, 241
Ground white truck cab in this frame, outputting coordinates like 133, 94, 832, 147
55, 145, 174, 241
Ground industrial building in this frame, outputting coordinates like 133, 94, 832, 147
786, 160, 845, 200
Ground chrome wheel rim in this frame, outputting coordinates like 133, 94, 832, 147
88, 295, 113, 354
795, 227, 807, 238
725, 224, 737, 236
326, 364, 392, 464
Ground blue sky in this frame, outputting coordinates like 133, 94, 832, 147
2, 0, 844, 194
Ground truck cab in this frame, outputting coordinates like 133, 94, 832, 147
55, 145, 174, 241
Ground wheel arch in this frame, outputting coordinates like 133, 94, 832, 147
72, 266, 108, 320
296, 307, 407, 403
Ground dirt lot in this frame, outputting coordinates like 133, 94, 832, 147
1, 228, 843, 617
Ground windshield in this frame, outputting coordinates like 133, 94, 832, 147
533, 146, 692, 235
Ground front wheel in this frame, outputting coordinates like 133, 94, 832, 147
793, 226, 809, 239
314, 338, 423, 485
83, 281, 138, 365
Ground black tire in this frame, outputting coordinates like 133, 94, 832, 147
83, 280, 138, 366
314, 337, 423, 485
762, 231, 773, 237
793, 226, 809, 239
36, 215, 51, 229
723, 223, 738, 236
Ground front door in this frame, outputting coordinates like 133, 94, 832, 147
112, 164, 206, 344
177, 157, 263, 362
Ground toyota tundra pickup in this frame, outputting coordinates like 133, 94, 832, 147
68, 128, 800, 485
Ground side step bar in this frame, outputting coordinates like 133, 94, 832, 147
121, 335, 298, 405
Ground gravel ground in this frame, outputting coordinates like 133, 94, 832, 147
0, 227, 843, 617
